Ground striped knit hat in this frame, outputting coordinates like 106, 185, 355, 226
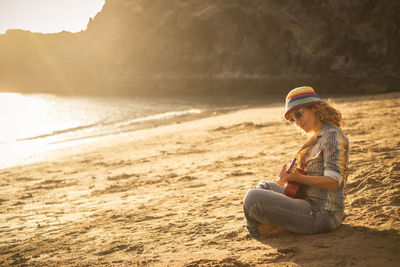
284, 86, 323, 120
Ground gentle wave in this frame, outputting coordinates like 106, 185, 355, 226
115, 109, 202, 128
12, 123, 100, 142
5, 108, 203, 144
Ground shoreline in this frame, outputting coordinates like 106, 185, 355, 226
2, 91, 396, 171
3, 91, 394, 171
0, 104, 246, 170
1, 92, 400, 266
0, 98, 281, 171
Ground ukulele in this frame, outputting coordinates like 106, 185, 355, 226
283, 158, 307, 198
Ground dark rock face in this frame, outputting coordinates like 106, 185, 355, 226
0, 0, 399, 96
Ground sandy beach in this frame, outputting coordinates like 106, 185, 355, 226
1, 92, 399, 266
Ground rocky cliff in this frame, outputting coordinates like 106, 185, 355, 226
0, 0, 399, 96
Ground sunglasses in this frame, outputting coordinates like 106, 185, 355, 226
288, 109, 304, 124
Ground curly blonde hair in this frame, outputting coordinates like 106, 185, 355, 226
309, 100, 343, 127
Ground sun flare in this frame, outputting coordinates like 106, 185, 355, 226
0, 93, 51, 165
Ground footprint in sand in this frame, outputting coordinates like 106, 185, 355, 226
30, 179, 78, 190
19, 193, 33, 200
95, 244, 131, 256
107, 173, 138, 181
186, 183, 206, 188
229, 170, 254, 177
185, 257, 250, 267
15, 177, 36, 182
217, 230, 240, 239
125, 244, 144, 254
277, 247, 299, 255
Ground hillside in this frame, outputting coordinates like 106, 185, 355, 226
0, 0, 399, 96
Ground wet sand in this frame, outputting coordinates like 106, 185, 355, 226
1, 93, 399, 266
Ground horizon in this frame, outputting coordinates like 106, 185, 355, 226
0, 0, 105, 34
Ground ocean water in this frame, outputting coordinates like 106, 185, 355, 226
0, 92, 254, 168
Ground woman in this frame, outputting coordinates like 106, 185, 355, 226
243, 86, 349, 238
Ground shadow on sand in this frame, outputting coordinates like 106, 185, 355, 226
256, 224, 400, 266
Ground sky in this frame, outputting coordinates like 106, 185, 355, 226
0, 0, 105, 34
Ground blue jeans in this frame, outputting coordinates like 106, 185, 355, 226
243, 181, 344, 237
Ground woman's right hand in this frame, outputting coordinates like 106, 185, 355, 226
277, 163, 288, 187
